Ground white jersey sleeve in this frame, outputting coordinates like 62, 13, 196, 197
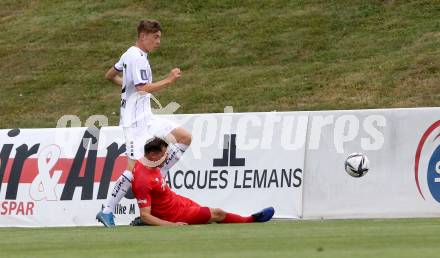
114, 57, 124, 72
132, 57, 152, 86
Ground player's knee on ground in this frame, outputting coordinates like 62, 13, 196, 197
209, 208, 226, 222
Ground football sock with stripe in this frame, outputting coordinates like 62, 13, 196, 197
103, 170, 133, 214
160, 143, 189, 175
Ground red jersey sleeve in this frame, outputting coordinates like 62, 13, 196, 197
132, 165, 153, 209
134, 183, 152, 209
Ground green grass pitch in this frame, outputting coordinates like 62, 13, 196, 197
1, 219, 439, 258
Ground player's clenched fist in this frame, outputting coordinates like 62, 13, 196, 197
167, 68, 182, 83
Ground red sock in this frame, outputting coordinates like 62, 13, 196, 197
220, 213, 254, 223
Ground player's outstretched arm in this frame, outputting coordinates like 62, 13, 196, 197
136, 68, 181, 93
105, 67, 123, 86
140, 206, 187, 226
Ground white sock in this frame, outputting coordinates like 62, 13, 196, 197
103, 170, 133, 214
160, 143, 189, 175
175, 143, 189, 152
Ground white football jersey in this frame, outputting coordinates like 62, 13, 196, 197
114, 46, 154, 128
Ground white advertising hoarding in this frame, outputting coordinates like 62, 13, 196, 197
0, 112, 306, 227
167, 112, 306, 219
302, 107, 440, 219
1, 107, 438, 226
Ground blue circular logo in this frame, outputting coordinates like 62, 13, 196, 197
427, 144, 440, 202
415, 120, 440, 201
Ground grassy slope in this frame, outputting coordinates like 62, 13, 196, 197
0, 0, 439, 128
1, 219, 440, 258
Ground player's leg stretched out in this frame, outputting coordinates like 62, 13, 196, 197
211, 207, 275, 223
130, 207, 275, 226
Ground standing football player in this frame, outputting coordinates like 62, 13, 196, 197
96, 20, 192, 227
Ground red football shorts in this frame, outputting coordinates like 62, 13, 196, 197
171, 196, 211, 224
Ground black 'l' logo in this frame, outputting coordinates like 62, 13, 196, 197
213, 134, 245, 167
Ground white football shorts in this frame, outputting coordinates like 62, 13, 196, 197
123, 117, 179, 160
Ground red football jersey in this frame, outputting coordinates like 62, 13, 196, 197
132, 160, 200, 222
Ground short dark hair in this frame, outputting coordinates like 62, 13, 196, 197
137, 19, 161, 36
144, 137, 168, 154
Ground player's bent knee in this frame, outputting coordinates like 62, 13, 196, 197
183, 133, 192, 145
177, 131, 192, 145
170, 128, 192, 146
